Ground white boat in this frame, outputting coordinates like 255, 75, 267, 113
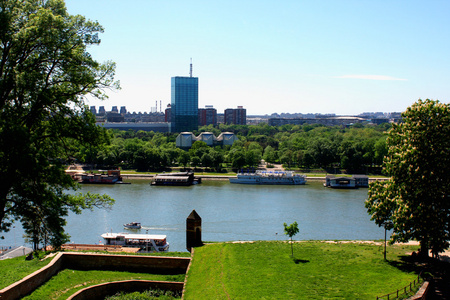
123, 222, 141, 229
229, 170, 306, 185
101, 232, 169, 252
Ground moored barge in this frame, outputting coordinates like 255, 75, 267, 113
151, 171, 201, 186
324, 175, 369, 188
80, 170, 123, 184
229, 170, 306, 185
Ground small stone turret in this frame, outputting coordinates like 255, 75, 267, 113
186, 210, 202, 252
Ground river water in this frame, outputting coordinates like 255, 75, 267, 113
1, 180, 385, 253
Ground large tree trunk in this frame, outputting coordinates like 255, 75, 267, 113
0, 193, 8, 229
419, 238, 429, 258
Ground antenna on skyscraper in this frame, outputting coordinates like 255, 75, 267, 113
190, 58, 193, 77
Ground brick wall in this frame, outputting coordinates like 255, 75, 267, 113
68, 280, 184, 300
0, 253, 190, 300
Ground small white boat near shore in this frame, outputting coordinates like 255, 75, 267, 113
123, 222, 141, 229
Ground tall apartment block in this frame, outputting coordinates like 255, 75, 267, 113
170, 70, 199, 132
224, 106, 246, 125
198, 105, 217, 126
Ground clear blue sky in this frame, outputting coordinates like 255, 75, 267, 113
65, 0, 450, 115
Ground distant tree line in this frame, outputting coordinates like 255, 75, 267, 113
74, 122, 390, 174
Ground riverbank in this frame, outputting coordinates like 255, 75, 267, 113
117, 173, 389, 182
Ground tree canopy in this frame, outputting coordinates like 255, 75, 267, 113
0, 0, 118, 249
365, 99, 450, 257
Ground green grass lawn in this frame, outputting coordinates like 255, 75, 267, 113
184, 241, 421, 300
1, 244, 423, 299
22, 269, 185, 300
105, 289, 182, 300
0, 255, 53, 289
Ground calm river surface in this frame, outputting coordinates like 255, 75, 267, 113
1, 180, 386, 253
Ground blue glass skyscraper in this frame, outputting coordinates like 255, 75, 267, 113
171, 76, 198, 133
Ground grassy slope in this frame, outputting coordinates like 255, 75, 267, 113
184, 241, 420, 300
0, 255, 53, 289
22, 269, 185, 300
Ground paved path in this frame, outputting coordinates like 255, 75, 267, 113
0, 246, 33, 260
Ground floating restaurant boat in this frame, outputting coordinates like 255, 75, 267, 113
123, 222, 141, 229
101, 232, 169, 252
80, 170, 124, 184
229, 170, 307, 185
151, 171, 201, 186
324, 175, 369, 189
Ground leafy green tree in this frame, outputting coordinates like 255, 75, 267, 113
230, 149, 246, 170
340, 141, 365, 173
246, 141, 263, 152
294, 150, 305, 167
366, 99, 450, 258
307, 138, 339, 169
279, 149, 293, 168
162, 147, 181, 166
201, 153, 213, 169
178, 151, 191, 168
373, 138, 388, 166
284, 222, 299, 256
191, 140, 208, 152
150, 133, 168, 147
302, 151, 314, 168
263, 145, 277, 163
0, 0, 117, 245
191, 156, 201, 168
245, 149, 262, 168
210, 149, 224, 172
133, 147, 150, 171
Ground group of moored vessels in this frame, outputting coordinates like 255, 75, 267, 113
76, 167, 368, 188
229, 170, 369, 188
92, 170, 367, 253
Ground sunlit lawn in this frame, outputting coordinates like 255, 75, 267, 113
0, 255, 53, 289
184, 241, 420, 299
1, 243, 421, 299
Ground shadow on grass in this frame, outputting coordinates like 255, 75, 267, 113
388, 254, 450, 282
293, 258, 310, 264
387, 255, 422, 274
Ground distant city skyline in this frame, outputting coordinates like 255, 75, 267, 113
66, 1, 450, 115
89, 104, 398, 117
